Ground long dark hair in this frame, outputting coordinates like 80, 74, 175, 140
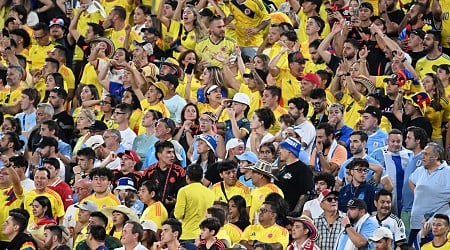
229, 195, 250, 224
109, 211, 130, 236
33, 196, 54, 219
180, 103, 200, 125
123, 88, 142, 110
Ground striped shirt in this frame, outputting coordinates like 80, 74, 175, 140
313, 212, 345, 250
374, 213, 407, 246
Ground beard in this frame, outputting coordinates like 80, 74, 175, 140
409, 15, 419, 25
387, 3, 395, 11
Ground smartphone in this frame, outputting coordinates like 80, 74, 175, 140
185, 63, 195, 74
65, 0, 72, 14
226, 100, 232, 108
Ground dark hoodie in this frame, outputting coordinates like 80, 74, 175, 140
6, 232, 38, 250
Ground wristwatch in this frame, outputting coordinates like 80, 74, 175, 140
317, 151, 323, 156
345, 224, 352, 229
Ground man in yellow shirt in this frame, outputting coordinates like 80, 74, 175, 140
195, 16, 236, 68
244, 159, 284, 223
0, 64, 23, 116
23, 168, 65, 225
211, 161, 250, 204
240, 201, 289, 249
416, 30, 450, 79
174, 164, 214, 241
81, 167, 120, 210
29, 23, 55, 71
226, 0, 270, 57
48, 45, 75, 101
103, 6, 142, 49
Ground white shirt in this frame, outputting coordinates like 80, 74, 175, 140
20, 178, 34, 195
120, 128, 137, 150
295, 121, 316, 156
115, 243, 148, 250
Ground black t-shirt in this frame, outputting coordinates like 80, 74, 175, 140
386, 10, 405, 37
327, 54, 342, 74
409, 50, 428, 68
27, 127, 42, 152
275, 160, 314, 211
403, 114, 433, 139
366, 40, 389, 76
205, 162, 222, 185
53, 111, 74, 146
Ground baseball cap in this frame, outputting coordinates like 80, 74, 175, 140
199, 8, 214, 17
141, 27, 160, 36
88, 120, 108, 132
235, 151, 258, 165
206, 85, 220, 95
301, 73, 320, 87
75, 200, 98, 212
318, 189, 339, 203
49, 18, 65, 28
115, 177, 137, 191
35, 136, 58, 149
197, 134, 217, 154
85, 135, 104, 150
347, 198, 367, 210
117, 150, 140, 162
411, 29, 425, 39
279, 137, 302, 157
232, 93, 250, 106
369, 227, 393, 242
358, 106, 382, 121
141, 220, 158, 232
225, 138, 244, 159
157, 74, 179, 88
432, 64, 450, 73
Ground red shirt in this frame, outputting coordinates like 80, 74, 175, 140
48, 178, 73, 210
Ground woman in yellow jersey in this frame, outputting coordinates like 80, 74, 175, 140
133, 5, 152, 35
122, 88, 143, 134
185, 66, 227, 104
73, 84, 101, 121
73, 108, 96, 156
177, 50, 202, 101
435, 64, 450, 98
172, 3, 207, 53
28, 196, 57, 249
423, 73, 450, 146
43, 73, 64, 102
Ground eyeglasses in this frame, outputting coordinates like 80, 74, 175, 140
259, 208, 274, 214
324, 197, 338, 202
352, 168, 369, 173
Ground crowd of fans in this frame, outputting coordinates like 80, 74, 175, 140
0, 0, 449, 248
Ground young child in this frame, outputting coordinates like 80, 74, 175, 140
197, 217, 226, 250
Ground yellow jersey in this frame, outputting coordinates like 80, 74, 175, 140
424, 97, 450, 140
73, 9, 105, 61
29, 42, 55, 70
268, 105, 288, 135
249, 183, 284, 222
161, 20, 182, 50
80, 62, 104, 95
211, 181, 251, 204
140, 201, 169, 229
138, 101, 171, 134
274, 68, 301, 109
195, 36, 236, 68
0, 186, 24, 242
297, 8, 330, 43
229, 0, 270, 47
106, 28, 142, 51
223, 223, 243, 245
176, 76, 202, 101
421, 240, 450, 250
241, 223, 289, 249
198, 103, 230, 123
340, 92, 366, 129
60, 64, 76, 92
239, 83, 262, 119
23, 189, 65, 224
81, 193, 120, 210
416, 54, 450, 80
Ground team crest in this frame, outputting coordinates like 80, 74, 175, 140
283, 173, 292, 179
244, 8, 251, 15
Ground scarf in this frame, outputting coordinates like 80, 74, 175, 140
314, 139, 338, 172
339, 213, 371, 250
287, 238, 315, 250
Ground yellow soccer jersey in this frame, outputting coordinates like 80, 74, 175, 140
229, 0, 270, 47
239, 83, 262, 119
73, 10, 105, 61
297, 8, 330, 43
0, 186, 24, 242
198, 103, 230, 123
138, 101, 171, 134
195, 36, 236, 68
416, 54, 450, 80
442, 0, 450, 48
241, 223, 289, 249
211, 181, 251, 204
81, 193, 120, 210
274, 68, 301, 109
425, 98, 450, 140
268, 105, 287, 136
176, 76, 202, 101
249, 183, 284, 222
304, 61, 327, 74
23, 189, 65, 224
223, 223, 243, 245
101, 0, 133, 23
106, 28, 142, 51
60, 64, 76, 92
340, 92, 366, 129
80, 62, 104, 95
29, 42, 56, 70
130, 109, 143, 134
268, 43, 289, 70
421, 240, 450, 250
140, 201, 169, 229
161, 20, 182, 50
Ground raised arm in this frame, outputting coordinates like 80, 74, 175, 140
318, 24, 342, 64
157, 0, 171, 28
69, 5, 87, 42
173, 0, 186, 22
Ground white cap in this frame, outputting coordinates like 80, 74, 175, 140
85, 135, 104, 150
141, 220, 158, 232
232, 93, 250, 106
369, 227, 393, 242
